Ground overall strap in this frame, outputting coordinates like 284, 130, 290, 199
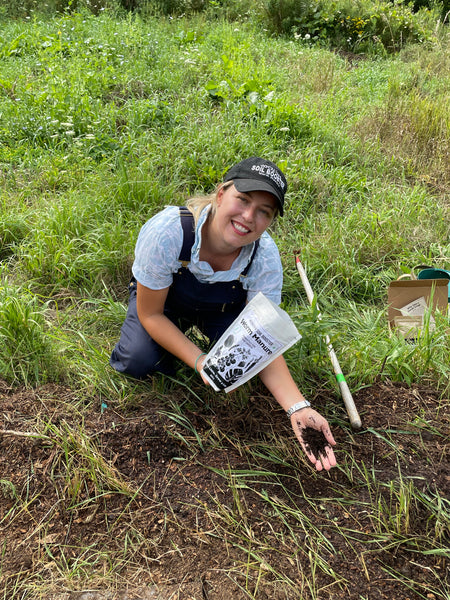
240, 239, 260, 278
178, 206, 195, 267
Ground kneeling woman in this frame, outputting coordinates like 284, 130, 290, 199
110, 157, 337, 471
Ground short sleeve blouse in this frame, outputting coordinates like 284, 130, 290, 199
132, 205, 283, 304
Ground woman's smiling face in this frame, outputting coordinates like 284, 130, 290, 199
212, 184, 277, 249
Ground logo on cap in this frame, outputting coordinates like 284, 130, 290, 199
250, 163, 286, 191
224, 157, 287, 215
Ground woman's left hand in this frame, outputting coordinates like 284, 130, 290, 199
196, 355, 210, 386
290, 408, 337, 471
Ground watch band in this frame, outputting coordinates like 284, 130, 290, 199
286, 400, 311, 418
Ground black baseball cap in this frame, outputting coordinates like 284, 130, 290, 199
223, 157, 287, 216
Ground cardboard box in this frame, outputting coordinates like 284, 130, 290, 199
388, 279, 448, 338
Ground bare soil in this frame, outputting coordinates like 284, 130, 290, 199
0, 379, 449, 599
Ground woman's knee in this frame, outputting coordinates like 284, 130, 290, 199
109, 341, 157, 379
110, 289, 176, 379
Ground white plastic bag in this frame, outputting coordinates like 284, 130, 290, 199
201, 292, 302, 392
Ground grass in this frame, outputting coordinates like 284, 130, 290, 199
0, 4, 449, 598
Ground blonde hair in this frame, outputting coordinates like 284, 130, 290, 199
185, 181, 234, 224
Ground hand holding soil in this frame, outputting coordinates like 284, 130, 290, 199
291, 409, 337, 471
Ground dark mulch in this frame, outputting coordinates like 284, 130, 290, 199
0, 379, 449, 599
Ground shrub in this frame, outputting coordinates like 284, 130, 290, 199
261, 0, 439, 53
410, 0, 449, 21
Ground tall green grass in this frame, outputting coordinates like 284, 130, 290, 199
0, 280, 63, 385
0, 9, 449, 395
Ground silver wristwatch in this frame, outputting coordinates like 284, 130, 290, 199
286, 400, 311, 418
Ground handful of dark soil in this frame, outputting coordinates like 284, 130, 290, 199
300, 426, 329, 461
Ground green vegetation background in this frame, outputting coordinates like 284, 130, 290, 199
0, 0, 449, 402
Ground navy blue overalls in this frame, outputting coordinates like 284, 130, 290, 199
110, 207, 259, 379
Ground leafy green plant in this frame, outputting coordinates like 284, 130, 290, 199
0, 479, 17, 500
261, 0, 440, 53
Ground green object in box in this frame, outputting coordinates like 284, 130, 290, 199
417, 268, 450, 302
